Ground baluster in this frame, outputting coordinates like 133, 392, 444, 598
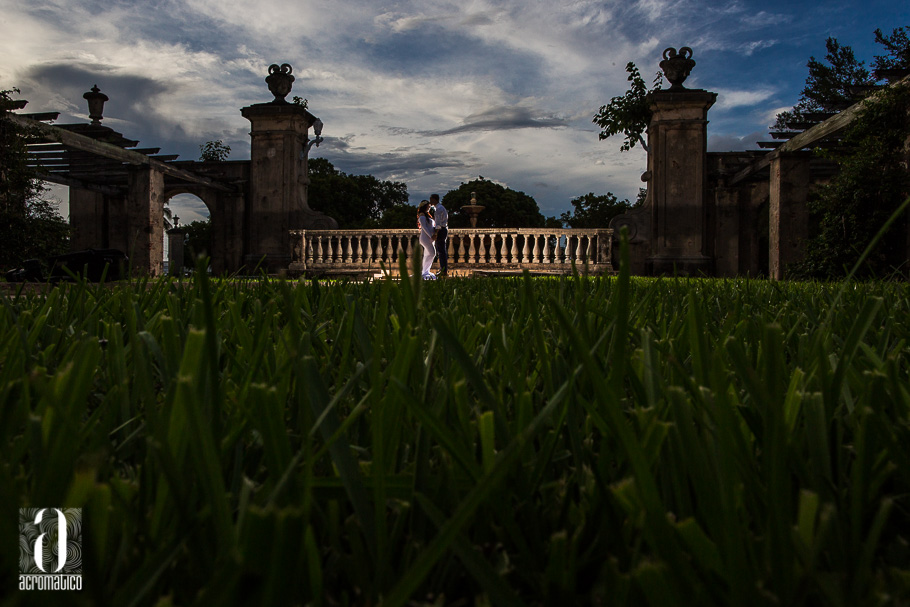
477, 234, 486, 263
556, 234, 565, 264
499, 234, 508, 264
522, 234, 531, 263
576, 235, 584, 263
542, 233, 551, 264
510, 233, 519, 264
456, 234, 465, 263
383, 235, 392, 263
365, 236, 373, 264
529, 234, 538, 263
468, 234, 477, 264
586, 235, 595, 263
305, 235, 314, 264
313, 236, 322, 264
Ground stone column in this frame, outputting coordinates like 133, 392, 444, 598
167, 227, 185, 276
713, 186, 741, 277
768, 152, 810, 280
69, 188, 104, 251
241, 102, 321, 272
646, 88, 717, 275
126, 166, 165, 275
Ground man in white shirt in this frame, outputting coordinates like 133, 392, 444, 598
430, 193, 449, 277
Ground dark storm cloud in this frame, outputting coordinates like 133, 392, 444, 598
19, 63, 250, 161
316, 136, 476, 180
435, 106, 568, 135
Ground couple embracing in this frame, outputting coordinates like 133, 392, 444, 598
417, 194, 449, 280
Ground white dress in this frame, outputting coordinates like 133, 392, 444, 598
418, 215, 436, 278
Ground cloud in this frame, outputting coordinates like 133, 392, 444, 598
713, 87, 777, 110
707, 130, 766, 152
431, 106, 569, 136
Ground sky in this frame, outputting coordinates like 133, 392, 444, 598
1, 0, 907, 223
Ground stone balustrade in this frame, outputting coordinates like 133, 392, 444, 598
289, 227, 613, 276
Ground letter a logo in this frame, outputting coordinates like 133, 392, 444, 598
33, 509, 67, 573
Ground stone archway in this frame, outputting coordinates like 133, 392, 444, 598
163, 190, 212, 274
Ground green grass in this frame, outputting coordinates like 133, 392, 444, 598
2, 251, 910, 606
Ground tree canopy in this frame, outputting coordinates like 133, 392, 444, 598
1, 88, 70, 272
559, 191, 642, 229
775, 27, 910, 129
307, 158, 411, 228
441, 177, 547, 229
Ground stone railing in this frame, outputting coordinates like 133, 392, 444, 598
289, 228, 613, 276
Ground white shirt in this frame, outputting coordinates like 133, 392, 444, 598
433, 203, 448, 228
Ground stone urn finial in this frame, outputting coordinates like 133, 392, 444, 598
659, 47, 695, 89
266, 63, 295, 103
83, 84, 108, 124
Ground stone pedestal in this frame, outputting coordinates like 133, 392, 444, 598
769, 152, 810, 280
167, 227, 186, 276
240, 102, 335, 273
646, 89, 716, 275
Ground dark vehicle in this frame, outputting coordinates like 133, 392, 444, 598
49, 249, 129, 282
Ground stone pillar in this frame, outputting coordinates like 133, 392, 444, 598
646, 88, 717, 275
126, 167, 165, 275
69, 188, 104, 251
167, 227, 185, 276
240, 102, 324, 272
769, 152, 810, 280
713, 186, 741, 277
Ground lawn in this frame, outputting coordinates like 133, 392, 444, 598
2, 253, 909, 606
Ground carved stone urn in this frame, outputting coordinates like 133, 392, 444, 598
83, 85, 108, 124
265, 63, 295, 103
659, 47, 696, 89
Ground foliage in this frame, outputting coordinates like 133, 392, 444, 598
593, 62, 662, 152
790, 82, 910, 279
442, 176, 547, 228
873, 26, 910, 72
3, 259, 910, 605
0, 194, 70, 272
181, 218, 212, 268
774, 27, 910, 130
1, 88, 70, 272
307, 157, 410, 228
375, 202, 419, 229
559, 191, 637, 228
199, 140, 232, 162
292, 96, 309, 109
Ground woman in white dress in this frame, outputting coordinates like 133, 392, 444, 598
417, 201, 437, 279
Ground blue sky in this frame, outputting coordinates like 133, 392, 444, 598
1, 0, 907, 223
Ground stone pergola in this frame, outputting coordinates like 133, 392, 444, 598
609, 48, 910, 279
9, 63, 335, 276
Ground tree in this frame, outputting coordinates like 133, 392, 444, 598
199, 140, 231, 162
790, 80, 910, 279
442, 177, 546, 228
182, 219, 212, 268
873, 26, 910, 73
774, 28, 910, 130
559, 192, 637, 229
1, 88, 70, 272
307, 158, 410, 228
593, 62, 663, 152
